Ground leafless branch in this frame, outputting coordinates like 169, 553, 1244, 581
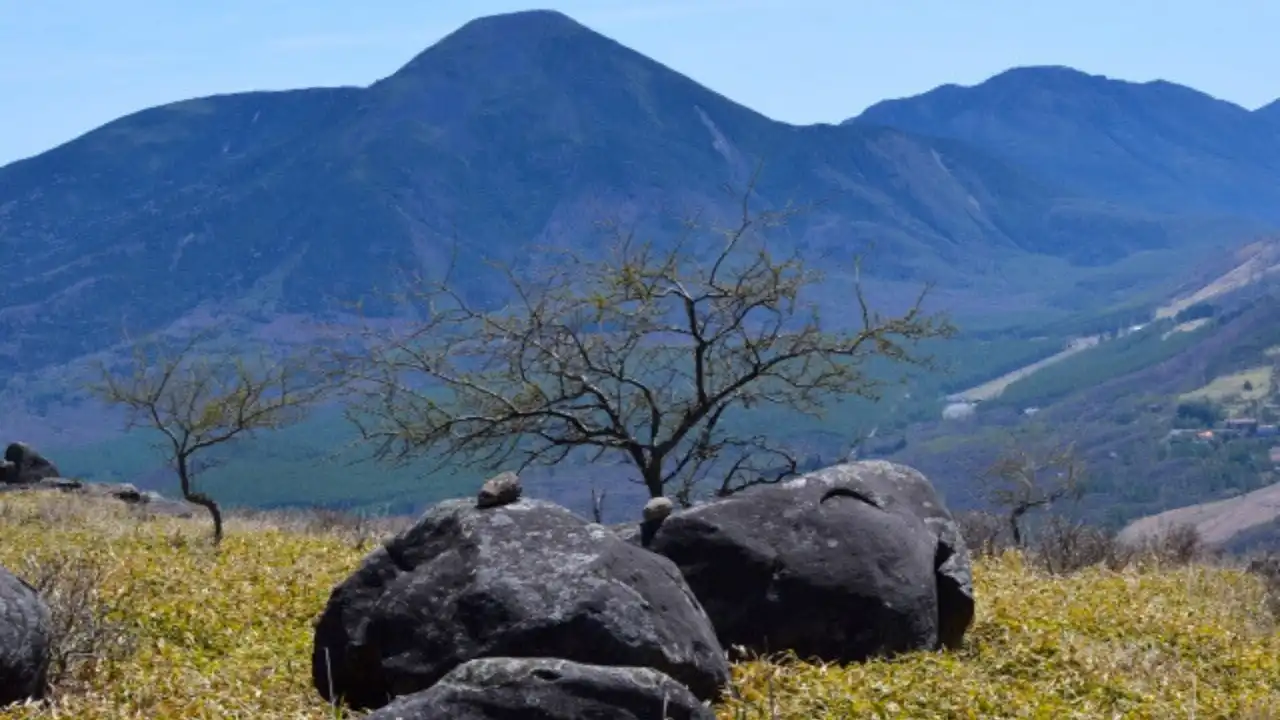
982, 440, 1085, 547
333, 171, 954, 514
89, 328, 331, 545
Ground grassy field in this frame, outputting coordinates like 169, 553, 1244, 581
1, 491, 1278, 719
946, 336, 1100, 402
989, 318, 1215, 410
1181, 365, 1274, 411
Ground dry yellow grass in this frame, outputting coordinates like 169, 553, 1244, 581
0, 490, 1278, 719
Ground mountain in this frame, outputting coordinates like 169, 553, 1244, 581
0, 12, 1258, 381
1259, 99, 1280, 124
849, 66, 1280, 222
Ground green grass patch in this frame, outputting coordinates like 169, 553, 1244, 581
992, 320, 1213, 409
1181, 365, 1274, 414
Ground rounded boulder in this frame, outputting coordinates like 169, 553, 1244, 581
0, 564, 51, 706
312, 498, 729, 710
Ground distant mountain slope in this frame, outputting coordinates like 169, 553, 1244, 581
1154, 239, 1280, 319
1259, 99, 1280, 124
0, 12, 1259, 379
1118, 476, 1280, 551
849, 66, 1280, 221
883, 286, 1280, 534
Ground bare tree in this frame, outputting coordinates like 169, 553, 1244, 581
982, 440, 1085, 547
91, 330, 328, 544
339, 174, 954, 508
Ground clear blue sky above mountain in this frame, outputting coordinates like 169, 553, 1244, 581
2, 0, 1277, 166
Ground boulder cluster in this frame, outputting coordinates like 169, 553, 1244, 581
311, 460, 974, 718
0, 446, 975, 717
0, 441, 197, 517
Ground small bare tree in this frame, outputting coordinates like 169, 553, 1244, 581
339, 174, 954, 507
982, 440, 1084, 547
91, 331, 327, 544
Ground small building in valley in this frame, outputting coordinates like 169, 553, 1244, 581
1224, 418, 1260, 436
942, 402, 976, 421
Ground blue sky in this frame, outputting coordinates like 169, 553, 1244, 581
2, 0, 1277, 166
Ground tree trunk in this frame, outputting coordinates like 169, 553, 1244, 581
641, 460, 665, 500
177, 454, 223, 546
1009, 506, 1026, 548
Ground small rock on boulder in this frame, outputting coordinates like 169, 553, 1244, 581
643, 496, 674, 523
0, 565, 51, 706
363, 657, 715, 720
476, 471, 522, 509
2, 443, 60, 485
639, 460, 970, 663
312, 498, 729, 711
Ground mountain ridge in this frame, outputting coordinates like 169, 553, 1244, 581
4, 11, 1244, 382
848, 65, 1280, 222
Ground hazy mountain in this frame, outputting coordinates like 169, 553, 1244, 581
849, 66, 1280, 222
1259, 99, 1280, 124
0, 12, 1253, 380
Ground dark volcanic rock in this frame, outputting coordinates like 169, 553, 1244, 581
312, 498, 729, 710
792, 460, 975, 649
2, 443, 59, 485
639, 460, 972, 663
363, 657, 715, 720
0, 565, 51, 706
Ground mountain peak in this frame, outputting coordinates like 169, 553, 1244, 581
983, 64, 1105, 85
387, 9, 594, 80
443, 8, 589, 42
846, 65, 1280, 219
866, 65, 1237, 115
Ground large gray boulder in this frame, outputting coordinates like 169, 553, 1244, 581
636, 460, 974, 663
363, 657, 715, 720
2, 443, 60, 485
0, 565, 51, 706
793, 460, 975, 649
312, 498, 729, 711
